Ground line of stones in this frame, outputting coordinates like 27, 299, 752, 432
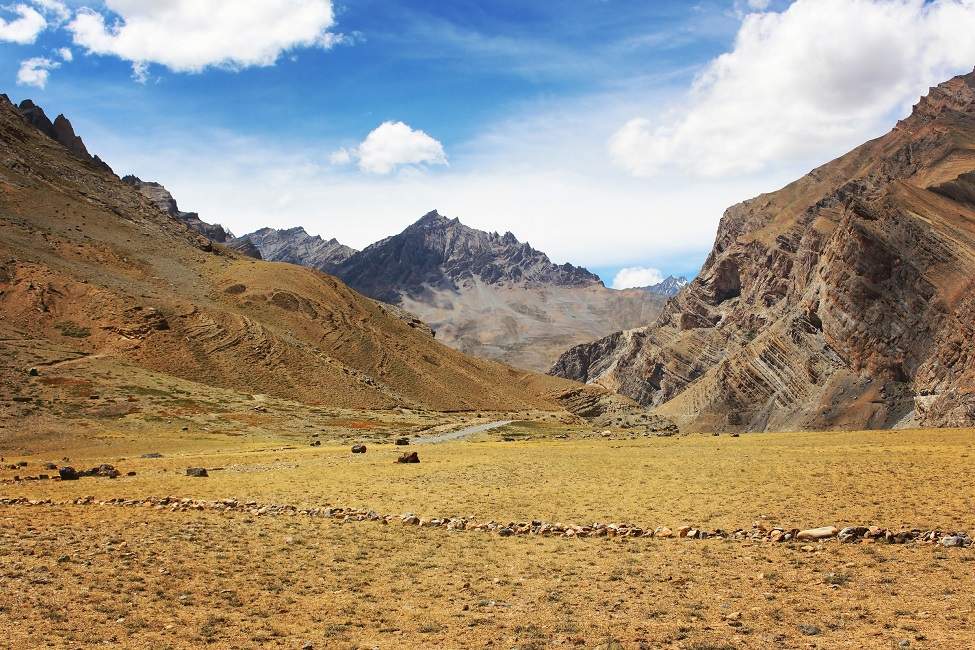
1, 496, 971, 549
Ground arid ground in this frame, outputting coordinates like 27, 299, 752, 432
2, 424, 973, 648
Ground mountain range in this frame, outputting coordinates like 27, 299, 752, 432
7, 69, 973, 434
551, 70, 975, 432
0, 94, 660, 430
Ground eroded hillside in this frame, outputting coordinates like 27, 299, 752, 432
552, 70, 975, 432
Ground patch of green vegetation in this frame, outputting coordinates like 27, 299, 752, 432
54, 320, 91, 338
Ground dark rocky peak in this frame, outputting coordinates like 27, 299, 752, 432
333, 210, 602, 303
52, 114, 91, 159
17, 99, 56, 139
15, 99, 113, 174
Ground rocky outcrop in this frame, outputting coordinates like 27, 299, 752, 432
14, 99, 113, 174
233, 227, 356, 271
120, 175, 233, 243
551, 69, 975, 432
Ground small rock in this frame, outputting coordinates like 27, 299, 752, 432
395, 437, 410, 446
28, 367, 39, 376
654, 526, 673, 538
185, 467, 208, 477
310, 440, 321, 447
796, 526, 838, 541
498, 528, 514, 537
351, 444, 366, 454
396, 452, 419, 464
677, 525, 692, 538
798, 624, 821, 636
140, 453, 163, 459
899, 640, 910, 648
58, 467, 79, 481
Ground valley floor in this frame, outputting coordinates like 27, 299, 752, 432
1, 426, 974, 648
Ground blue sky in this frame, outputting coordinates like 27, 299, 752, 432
2, 0, 974, 287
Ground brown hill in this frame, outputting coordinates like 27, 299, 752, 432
0, 95, 640, 418
552, 70, 975, 432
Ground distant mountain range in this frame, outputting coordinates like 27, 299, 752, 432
224, 211, 667, 371
104, 176, 671, 372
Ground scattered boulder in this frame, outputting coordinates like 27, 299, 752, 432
185, 467, 208, 477
796, 526, 838, 541
27, 367, 38, 376
82, 464, 119, 478
43, 462, 57, 470
310, 440, 321, 447
396, 452, 420, 464
351, 444, 366, 454
58, 467, 79, 481
395, 437, 410, 446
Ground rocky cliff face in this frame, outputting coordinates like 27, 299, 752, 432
234, 227, 357, 271
335, 210, 602, 303
120, 175, 233, 243
551, 70, 975, 432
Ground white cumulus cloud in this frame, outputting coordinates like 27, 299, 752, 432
610, 0, 975, 178
17, 56, 60, 88
612, 266, 664, 290
67, 0, 339, 75
0, 4, 47, 44
332, 121, 448, 175
57, 46, 72, 61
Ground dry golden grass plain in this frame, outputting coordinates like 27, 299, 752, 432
2, 425, 974, 648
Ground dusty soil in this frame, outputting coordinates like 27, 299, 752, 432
2, 426, 973, 648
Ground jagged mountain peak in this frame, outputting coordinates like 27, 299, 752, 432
642, 275, 689, 297
901, 67, 975, 127
121, 175, 232, 243
233, 226, 357, 272
12, 98, 113, 175
335, 210, 603, 303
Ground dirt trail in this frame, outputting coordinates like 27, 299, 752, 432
413, 420, 512, 444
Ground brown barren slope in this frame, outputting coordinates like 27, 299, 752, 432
552, 70, 975, 432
